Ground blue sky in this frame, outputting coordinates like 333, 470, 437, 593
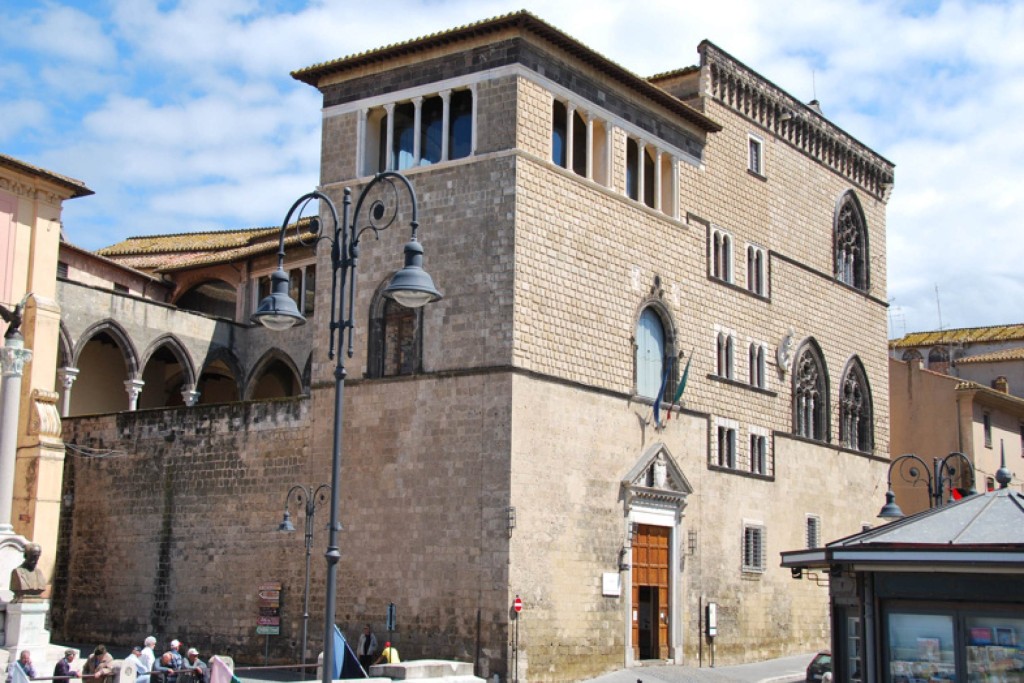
2, 0, 1022, 336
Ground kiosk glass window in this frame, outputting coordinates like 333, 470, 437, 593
887, 612, 956, 681
965, 614, 1024, 680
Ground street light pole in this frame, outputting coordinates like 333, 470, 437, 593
279, 483, 331, 668
254, 172, 442, 683
878, 451, 977, 519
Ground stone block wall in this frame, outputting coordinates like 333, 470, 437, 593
55, 399, 312, 658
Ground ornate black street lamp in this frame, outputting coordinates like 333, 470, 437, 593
253, 171, 442, 683
278, 483, 331, 668
878, 451, 977, 519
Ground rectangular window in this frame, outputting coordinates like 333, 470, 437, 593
984, 412, 992, 448
364, 88, 474, 174
750, 433, 767, 475
717, 425, 737, 469
742, 524, 765, 572
806, 515, 821, 548
748, 135, 764, 175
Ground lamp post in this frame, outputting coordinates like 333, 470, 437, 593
878, 451, 977, 519
0, 301, 32, 534
278, 483, 331, 667
253, 172, 442, 683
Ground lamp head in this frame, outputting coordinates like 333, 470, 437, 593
278, 510, 296, 532
877, 489, 905, 520
384, 239, 442, 309
252, 267, 306, 330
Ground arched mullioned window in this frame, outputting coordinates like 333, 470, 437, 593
635, 306, 676, 400
367, 277, 424, 379
793, 339, 829, 442
839, 357, 873, 453
834, 191, 869, 290
901, 348, 923, 363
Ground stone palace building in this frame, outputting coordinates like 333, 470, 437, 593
42, 11, 895, 682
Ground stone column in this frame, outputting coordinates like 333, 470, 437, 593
57, 366, 79, 417
0, 336, 33, 533
124, 379, 145, 411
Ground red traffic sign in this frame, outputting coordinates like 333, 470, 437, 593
513, 597, 523, 613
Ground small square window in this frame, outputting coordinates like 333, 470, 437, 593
748, 136, 764, 176
742, 524, 765, 572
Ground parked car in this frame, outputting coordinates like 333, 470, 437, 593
806, 650, 832, 682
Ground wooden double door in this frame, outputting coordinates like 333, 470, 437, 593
631, 524, 670, 660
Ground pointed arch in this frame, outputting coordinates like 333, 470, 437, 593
73, 319, 140, 377
834, 190, 869, 290
197, 347, 243, 405
68, 319, 141, 416
792, 338, 829, 442
138, 335, 197, 409
366, 274, 425, 379
245, 349, 303, 400
633, 298, 678, 400
839, 355, 873, 453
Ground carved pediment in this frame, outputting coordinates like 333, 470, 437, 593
621, 442, 693, 506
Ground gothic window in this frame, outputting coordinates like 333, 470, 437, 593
793, 340, 829, 442
746, 245, 766, 295
839, 357, 873, 453
834, 191, 869, 290
368, 283, 424, 378
716, 331, 734, 379
748, 343, 765, 389
711, 228, 733, 282
636, 307, 670, 399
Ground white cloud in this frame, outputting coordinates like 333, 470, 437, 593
4, 0, 1024, 334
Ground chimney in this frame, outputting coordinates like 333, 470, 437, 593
992, 376, 1009, 394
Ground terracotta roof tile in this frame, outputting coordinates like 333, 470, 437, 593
292, 10, 721, 134
98, 220, 317, 273
890, 323, 1024, 348
957, 347, 1024, 364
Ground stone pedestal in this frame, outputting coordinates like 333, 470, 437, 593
4, 600, 52, 667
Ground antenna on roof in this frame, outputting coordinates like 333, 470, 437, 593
935, 284, 944, 331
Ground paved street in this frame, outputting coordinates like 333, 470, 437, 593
582, 653, 813, 683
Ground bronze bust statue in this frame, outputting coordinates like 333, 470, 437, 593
10, 542, 47, 601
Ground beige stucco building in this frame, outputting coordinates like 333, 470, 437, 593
49, 12, 896, 682
0, 154, 91, 581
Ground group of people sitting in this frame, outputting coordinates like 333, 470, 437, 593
7, 637, 209, 683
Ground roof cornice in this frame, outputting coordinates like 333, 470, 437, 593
291, 10, 721, 133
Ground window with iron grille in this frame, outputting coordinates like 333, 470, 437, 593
806, 515, 821, 548
748, 135, 764, 176
742, 524, 765, 572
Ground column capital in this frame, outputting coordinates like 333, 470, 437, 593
181, 388, 201, 407
1, 342, 33, 378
